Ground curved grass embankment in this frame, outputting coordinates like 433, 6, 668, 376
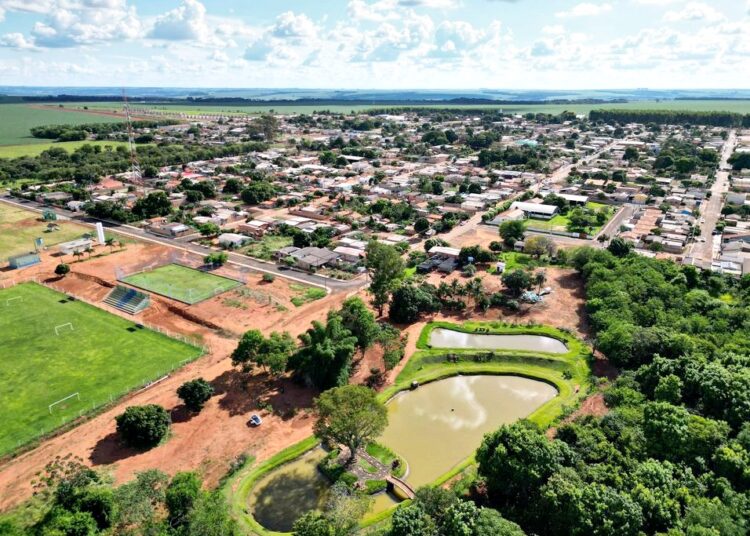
225, 321, 593, 535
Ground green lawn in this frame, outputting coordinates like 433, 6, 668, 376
122, 263, 242, 304
243, 234, 293, 261
526, 202, 615, 236
289, 284, 327, 307
0, 283, 202, 456
0, 104, 125, 146
0, 140, 136, 159
0, 203, 91, 262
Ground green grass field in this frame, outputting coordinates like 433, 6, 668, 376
0, 104, 125, 146
69, 99, 750, 116
527, 202, 614, 235
122, 263, 242, 304
0, 203, 91, 262
0, 283, 202, 456
0, 140, 134, 159
243, 234, 293, 261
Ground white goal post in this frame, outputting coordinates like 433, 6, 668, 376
48, 392, 80, 414
54, 322, 74, 336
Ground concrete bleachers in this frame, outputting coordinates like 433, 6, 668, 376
104, 285, 150, 315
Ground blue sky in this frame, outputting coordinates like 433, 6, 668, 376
0, 0, 746, 88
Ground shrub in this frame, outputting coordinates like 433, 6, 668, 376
364, 479, 387, 494
54, 263, 70, 277
262, 273, 276, 283
115, 404, 171, 449
176, 378, 214, 412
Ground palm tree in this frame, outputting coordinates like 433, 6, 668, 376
533, 270, 547, 293
73, 251, 84, 263
105, 237, 115, 253
85, 246, 93, 259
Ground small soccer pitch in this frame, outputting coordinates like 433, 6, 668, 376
121, 263, 241, 305
0, 283, 202, 456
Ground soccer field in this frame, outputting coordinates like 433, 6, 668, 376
121, 263, 242, 304
0, 283, 202, 456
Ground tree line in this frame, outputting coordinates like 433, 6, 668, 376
590, 109, 750, 128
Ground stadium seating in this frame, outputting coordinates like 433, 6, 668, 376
104, 285, 150, 315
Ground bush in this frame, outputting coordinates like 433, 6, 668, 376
364, 479, 387, 494
176, 378, 214, 412
54, 263, 70, 277
262, 273, 276, 283
463, 264, 477, 277
115, 404, 171, 449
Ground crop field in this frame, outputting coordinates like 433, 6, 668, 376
121, 263, 242, 304
0, 140, 133, 159
0, 203, 90, 262
0, 104, 125, 146
68, 99, 750, 116
0, 283, 202, 456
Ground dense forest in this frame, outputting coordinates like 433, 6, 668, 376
446, 249, 750, 536
590, 109, 750, 127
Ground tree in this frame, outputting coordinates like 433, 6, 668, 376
165, 472, 201, 528
499, 220, 526, 247
365, 241, 405, 316
524, 235, 557, 259
293, 511, 335, 536
198, 222, 220, 237
290, 316, 358, 390
623, 146, 639, 161
414, 217, 430, 234
231, 329, 296, 376
476, 422, 574, 508
185, 490, 238, 536
176, 378, 214, 412
389, 284, 439, 324
104, 237, 116, 252
132, 191, 172, 219
55, 263, 70, 277
607, 237, 632, 258
336, 297, 379, 354
313, 385, 387, 463
204, 251, 228, 267
502, 269, 532, 297
533, 270, 547, 293
241, 181, 275, 205
115, 405, 171, 449
474, 508, 526, 536
222, 178, 242, 194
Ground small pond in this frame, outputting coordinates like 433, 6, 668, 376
248, 448, 329, 533
378, 375, 557, 488
429, 328, 568, 354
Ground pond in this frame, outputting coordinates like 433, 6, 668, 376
248, 448, 330, 533
429, 328, 568, 354
248, 375, 558, 531
378, 375, 557, 488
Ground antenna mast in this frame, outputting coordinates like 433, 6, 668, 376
122, 89, 143, 186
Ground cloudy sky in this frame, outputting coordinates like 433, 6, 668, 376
0, 0, 746, 89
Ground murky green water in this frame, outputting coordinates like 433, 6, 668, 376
379, 375, 557, 488
248, 448, 329, 533
429, 328, 568, 354
248, 375, 557, 531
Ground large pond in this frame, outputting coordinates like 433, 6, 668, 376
248, 375, 557, 531
429, 328, 568, 354
378, 375, 557, 487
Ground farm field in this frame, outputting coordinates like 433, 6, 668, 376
0, 203, 90, 261
121, 263, 242, 304
0, 140, 133, 159
0, 104, 125, 146
0, 283, 202, 456
65, 99, 750, 116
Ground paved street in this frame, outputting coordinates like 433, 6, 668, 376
686, 130, 737, 265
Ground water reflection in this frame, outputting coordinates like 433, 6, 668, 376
429, 328, 568, 353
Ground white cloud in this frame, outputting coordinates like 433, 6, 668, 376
556, 2, 613, 18
148, 0, 214, 43
397, 0, 459, 8
664, 2, 725, 23
0, 32, 37, 50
